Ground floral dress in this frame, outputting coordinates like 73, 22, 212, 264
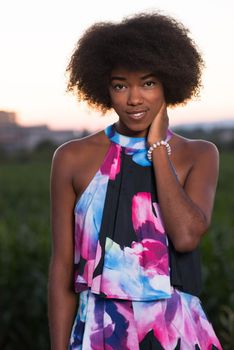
69, 123, 222, 350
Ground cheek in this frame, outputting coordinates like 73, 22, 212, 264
155, 90, 165, 105
144, 85, 164, 102
109, 93, 126, 109
147, 92, 165, 114
147, 94, 164, 108
153, 84, 165, 100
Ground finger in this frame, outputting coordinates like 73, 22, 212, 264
157, 102, 167, 119
159, 101, 167, 113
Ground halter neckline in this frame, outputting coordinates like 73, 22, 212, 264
105, 123, 173, 150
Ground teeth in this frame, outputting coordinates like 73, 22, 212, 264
130, 112, 145, 119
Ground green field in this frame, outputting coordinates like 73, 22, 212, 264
0, 152, 233, 349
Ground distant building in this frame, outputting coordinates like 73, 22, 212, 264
0, 111, 17, 125
0, 111, 82, 153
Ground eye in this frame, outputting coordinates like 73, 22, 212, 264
112, 83, 126, 91
144, 81, 156, 87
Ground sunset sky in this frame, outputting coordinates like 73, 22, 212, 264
1, 0, 234, 131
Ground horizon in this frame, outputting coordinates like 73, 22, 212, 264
2, 109, 234, 132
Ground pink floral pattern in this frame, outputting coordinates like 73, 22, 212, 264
71, 124, 222, 349
69, 288, 222, 350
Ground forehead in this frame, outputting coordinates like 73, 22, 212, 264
110, 67, 155, 79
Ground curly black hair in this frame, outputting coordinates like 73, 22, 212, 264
66, 12, 204, 112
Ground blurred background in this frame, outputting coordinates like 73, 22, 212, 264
0, 0, 234, 349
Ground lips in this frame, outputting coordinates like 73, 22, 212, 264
126, 110, 148, 120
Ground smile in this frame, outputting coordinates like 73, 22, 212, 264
127, 110, 147, 120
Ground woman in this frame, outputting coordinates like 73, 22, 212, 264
48, 12, 223, 350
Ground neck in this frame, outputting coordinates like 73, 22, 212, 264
114, 123, 147, 139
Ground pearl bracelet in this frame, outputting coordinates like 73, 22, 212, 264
147, 140, 171, 161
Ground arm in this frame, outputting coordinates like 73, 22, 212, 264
48, 146, 78, 350
148, 104, 219, 253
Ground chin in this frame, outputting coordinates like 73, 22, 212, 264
117, 120, 150, 137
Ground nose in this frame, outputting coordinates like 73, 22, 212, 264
127, 87, 143, 106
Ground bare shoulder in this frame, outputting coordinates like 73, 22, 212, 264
172, 132, 219, 164
52, 128, 110, 171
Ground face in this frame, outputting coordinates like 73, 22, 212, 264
109, 67, 165, 137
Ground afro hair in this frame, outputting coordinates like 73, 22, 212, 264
66, 12, 204, 112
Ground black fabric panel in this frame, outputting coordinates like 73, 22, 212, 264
140, 329, 164, 349
174, 339, 181, 349
168, 238, 202, 296
94, 148, 202, 296
76, 257, 86, 276
94, 150, 156, 278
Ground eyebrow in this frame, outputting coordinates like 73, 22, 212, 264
110, 73, 156, 81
